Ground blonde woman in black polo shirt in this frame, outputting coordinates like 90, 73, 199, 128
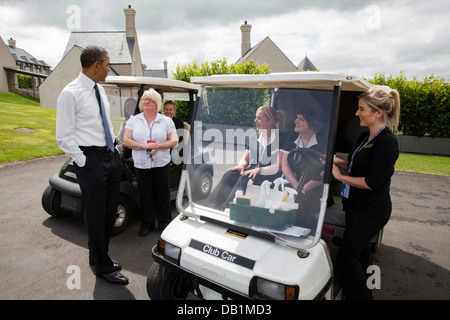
332, 88, 400, 300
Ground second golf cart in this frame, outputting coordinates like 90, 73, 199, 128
42, 76, 213, 235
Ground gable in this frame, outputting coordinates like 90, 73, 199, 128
63, 31, 133, 64
298, 56, 317, 71
39, 46, 83, 109
0, 36, 16, 68
0, 35, 16, 92
236, 37, 298, 72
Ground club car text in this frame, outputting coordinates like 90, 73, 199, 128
189, 239, 256, 269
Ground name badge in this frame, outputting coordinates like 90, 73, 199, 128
341, 183, 350, 198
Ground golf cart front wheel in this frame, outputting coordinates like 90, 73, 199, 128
147, 263, 194, 300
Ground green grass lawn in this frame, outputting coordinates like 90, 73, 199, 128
0, 92, 64, 163
0, 92, 449, 175
396, 153, 450, 176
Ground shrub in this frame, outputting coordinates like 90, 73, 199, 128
18, 74, 33, 89
367, 72, 449, 138
172, 58, 270, 123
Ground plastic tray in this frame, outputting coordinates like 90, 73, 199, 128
229, 202, 296, 230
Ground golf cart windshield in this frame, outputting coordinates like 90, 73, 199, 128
178, 81, 338, 250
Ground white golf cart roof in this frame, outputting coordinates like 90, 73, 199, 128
104, 76, 200, 92
192, 71, 388, 92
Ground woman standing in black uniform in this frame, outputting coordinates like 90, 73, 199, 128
332, 87, 400, 299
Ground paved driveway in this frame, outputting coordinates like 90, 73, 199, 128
373, 171, 450, 299
0, 155, 449, 300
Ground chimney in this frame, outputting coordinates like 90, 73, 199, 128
240, 21, 252, 57
124, 5, 137, 38
8, 38, 16, 49
163, 60, 168, 70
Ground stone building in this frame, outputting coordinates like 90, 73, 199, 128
236, 22, 317, 73
40, 6, 147, 109
0, 35, 51, 98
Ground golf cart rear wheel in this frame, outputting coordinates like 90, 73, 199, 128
147, 263, 193, 300
193, 171, 212, 200
41, 186, 73, 218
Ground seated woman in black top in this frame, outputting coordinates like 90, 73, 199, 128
332, 88, 400, 300
281, 106, 326, 232
208, 106, 285, 209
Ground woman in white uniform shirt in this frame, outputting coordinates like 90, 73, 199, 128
124, 89, 178, 236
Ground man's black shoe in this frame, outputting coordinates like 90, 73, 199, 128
100, 271, 129, 285
89, 259, 122, 272
112, 260, 122, 272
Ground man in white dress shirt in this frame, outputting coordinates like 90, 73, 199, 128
56, 45, 128, 285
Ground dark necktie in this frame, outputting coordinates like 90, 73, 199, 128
94, 84, 114, 152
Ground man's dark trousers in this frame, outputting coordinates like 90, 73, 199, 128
74, 147, 123, 275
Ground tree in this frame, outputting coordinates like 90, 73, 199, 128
173, 58, 269, 83
172, 58, 270, 122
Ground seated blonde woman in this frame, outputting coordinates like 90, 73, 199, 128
208, 106, 285, 209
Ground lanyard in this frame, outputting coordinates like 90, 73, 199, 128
146, 115, 158, 161
341, 126, 385, 199
147, 115, 158, 141
348, 126, 385, 174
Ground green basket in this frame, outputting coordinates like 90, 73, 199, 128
229, 202, 296, 230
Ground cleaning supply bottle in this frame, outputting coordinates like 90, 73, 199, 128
284, 187, 298, 204
245, 179, 259, 200
254, 181, 271, 207
282, 190, 289, 202
274, 177, 289, 201
233, 187, 244, 203
273, 177, 285, 192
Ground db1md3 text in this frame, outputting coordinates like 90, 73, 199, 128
221, 304, 272, 315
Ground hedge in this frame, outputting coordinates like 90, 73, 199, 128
367, 72, 449, 138
172, 58, 269, 123
18, 74, 33, 89
173, 60, 449, 138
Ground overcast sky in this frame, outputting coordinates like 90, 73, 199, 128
1, 0, 449, 80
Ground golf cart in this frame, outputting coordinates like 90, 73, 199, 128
147, 72, 388, 300
42, 76, 213, 235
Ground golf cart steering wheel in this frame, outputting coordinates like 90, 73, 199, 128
287, 148, 325, 183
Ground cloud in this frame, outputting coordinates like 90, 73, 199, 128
1, 0, 449, 80
0, 2, 69, 66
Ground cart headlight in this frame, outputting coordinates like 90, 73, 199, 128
157, 238, 181, 264
250, 277, 299, 300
